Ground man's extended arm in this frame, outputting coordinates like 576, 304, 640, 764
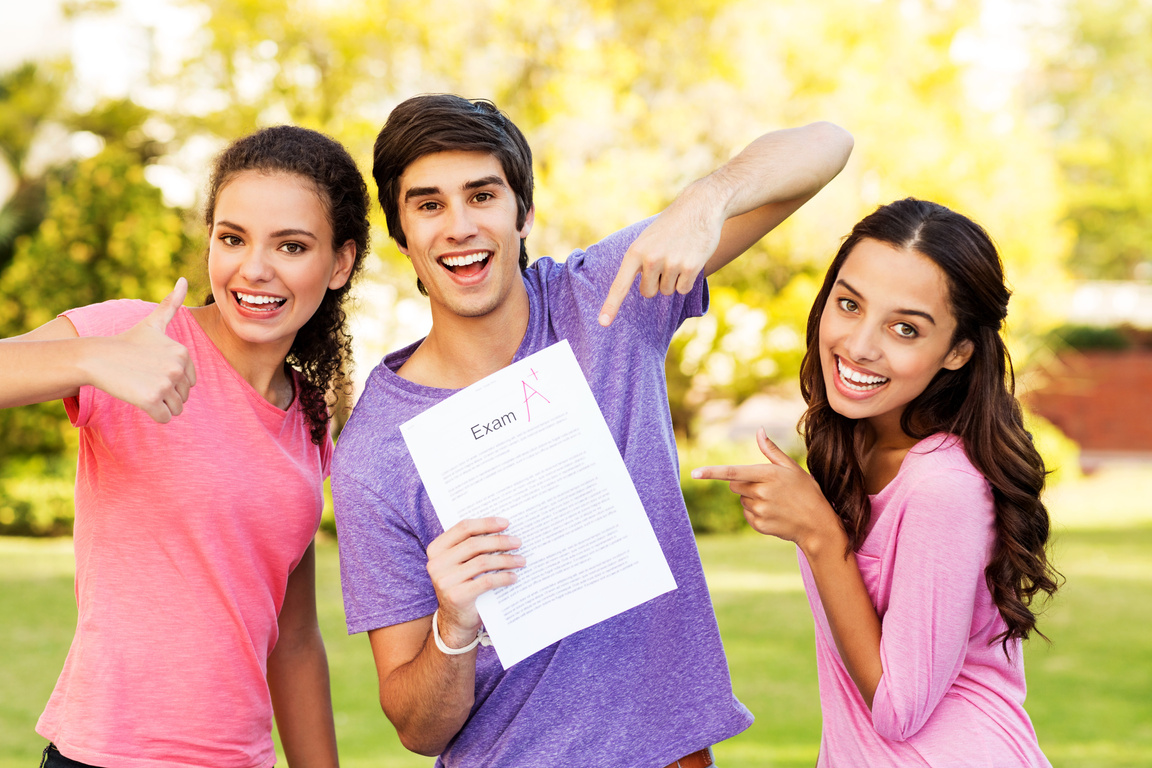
367, 518, 523, 756
599, 121, 853, 325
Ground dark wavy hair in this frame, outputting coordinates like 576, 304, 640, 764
799, 198, 1059, 651
372, 94, 533, 294
204, 125, 370, 444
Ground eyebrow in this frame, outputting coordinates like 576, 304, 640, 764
403, 175, 508, 202
270, 228, 317, 239
214, 221, 317, 240
464, 175, 507, 191
835, 278, 936, 325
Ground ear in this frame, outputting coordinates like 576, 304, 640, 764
519, 205, 535, 238
943, 338, 974, 370
328, 240, 357, 290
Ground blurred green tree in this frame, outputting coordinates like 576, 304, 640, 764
0, 59, 194, 532
1035, 0, 1152, 280
164, 0, 1070, 435
0, 61, 193, 463
0, 62, 67, 274
2, 0, 1085, 533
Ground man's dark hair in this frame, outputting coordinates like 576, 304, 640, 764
372, 95, 534, 292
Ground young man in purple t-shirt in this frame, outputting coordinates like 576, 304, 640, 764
332, 94, 852, 767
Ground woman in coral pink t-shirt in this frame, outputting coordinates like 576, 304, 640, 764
0, 126, 369, 768
696, 198, 1059, 766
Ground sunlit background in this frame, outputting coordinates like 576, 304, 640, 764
2, 0, 1151, 766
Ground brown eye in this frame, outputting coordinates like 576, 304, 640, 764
894, 322, 917, 338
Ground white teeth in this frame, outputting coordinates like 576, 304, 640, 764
441, 252, 491, 267
838, 358, 888, 389
236, 292, 285, 306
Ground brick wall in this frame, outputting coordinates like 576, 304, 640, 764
1025, 349, 1152, 454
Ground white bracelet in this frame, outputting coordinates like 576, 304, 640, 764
431, 608, 491, 655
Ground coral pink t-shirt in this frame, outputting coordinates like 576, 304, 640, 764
36, 299, 331, 768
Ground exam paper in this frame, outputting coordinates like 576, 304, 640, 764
400, 340, 677, 668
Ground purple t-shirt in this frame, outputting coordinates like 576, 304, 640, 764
332, 220, 752, 767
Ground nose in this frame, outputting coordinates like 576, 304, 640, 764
844, 321, 881, 362
238, 247, 275, 282
444, 203, 479, 242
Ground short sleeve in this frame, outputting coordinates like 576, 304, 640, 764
870, 466, 996, 741
59, 300, 153, 428
543, 218, 709, 352
331, 461, 440, 634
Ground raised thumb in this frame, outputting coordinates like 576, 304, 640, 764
756, 427, 792, 466
146, 277, 188, 330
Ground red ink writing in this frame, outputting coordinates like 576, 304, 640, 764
522, 379, 550, 422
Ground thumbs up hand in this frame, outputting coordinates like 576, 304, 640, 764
90, 278, 198, 423
692, 428, 844, 552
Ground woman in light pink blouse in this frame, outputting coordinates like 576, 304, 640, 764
696, 198, 1059, 766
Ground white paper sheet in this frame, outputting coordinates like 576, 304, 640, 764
400, 340, 677, 668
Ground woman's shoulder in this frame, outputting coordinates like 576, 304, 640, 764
903, 433, 982, 477
892, 433, 991, 505
876, 434, 995, 545
62, 298, 156, 335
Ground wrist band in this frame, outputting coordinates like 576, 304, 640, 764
431, 608, 491, 655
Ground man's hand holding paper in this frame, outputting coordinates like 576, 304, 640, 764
426, 517, 523, 650
401, 340, 678, 669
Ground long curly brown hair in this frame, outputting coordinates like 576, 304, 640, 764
204, 126, 370, 444
799, 198, 1059, 651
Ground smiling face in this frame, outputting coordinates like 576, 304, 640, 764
396, 150, 534, 322
207, 170, 355, 359
818, 238, 973, 441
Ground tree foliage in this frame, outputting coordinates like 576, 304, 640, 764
5, 0, 1145, 518
0, 62, 67, 273
125, 0, 1073, 436
0, 56, 195, 489
1035, 0, 1152, 279
0, 144, 192, 460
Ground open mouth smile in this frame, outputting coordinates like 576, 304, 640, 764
439, 251, 492, 278
836, 355, 889, 392
234, 291, 287, 312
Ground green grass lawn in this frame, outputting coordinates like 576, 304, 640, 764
2, 467, 1151, 767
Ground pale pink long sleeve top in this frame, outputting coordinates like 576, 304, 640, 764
798, 433, 1052, 767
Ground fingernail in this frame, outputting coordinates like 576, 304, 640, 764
599, 313, 611, 327
691, 469, 702, 479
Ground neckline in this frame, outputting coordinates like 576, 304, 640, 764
867, 432, 955, 500
182, 305, 298, 416
383, 272, 540, 397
